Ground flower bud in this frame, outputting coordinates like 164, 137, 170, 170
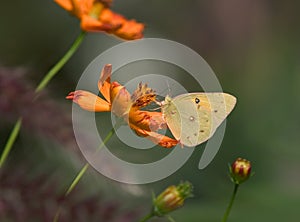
152, 181, 193, 216
230, 158, 252, 184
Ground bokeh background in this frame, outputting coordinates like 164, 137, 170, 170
1, 0, 300, 221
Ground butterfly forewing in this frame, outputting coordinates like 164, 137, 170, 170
172, 96, 201, 146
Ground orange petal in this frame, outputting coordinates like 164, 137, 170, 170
66, 90, 110, 112
130, 124, 177, 148
99, 9, 144, 40
110, 85, 132, 117
54, 0, 73, 12
114, 20, 144, 40
147, 112, 167, 131
129, 92, 167, 124
99, 9, 125, 29
128, 109, 151, 131
71, 0, 95, 17
128, 109, 162, 131
146, 131, 178, 148
80, 14, 114, 32
98, 64, 112, 103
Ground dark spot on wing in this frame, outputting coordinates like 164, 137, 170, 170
195, 98, 200, 104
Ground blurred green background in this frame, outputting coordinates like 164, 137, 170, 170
1, 0, 300, 221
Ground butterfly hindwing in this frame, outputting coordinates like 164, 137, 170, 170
161, 99, 182, 141
169, 95, 201, 146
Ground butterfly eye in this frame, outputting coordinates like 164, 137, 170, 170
195, 98, 200, 104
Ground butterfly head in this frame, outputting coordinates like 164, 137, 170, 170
163, 95, 173, 105
154, 95, 172, 107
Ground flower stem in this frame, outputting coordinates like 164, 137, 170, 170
166, 215, 176, 222
222, 184, 239, 222
53, 125, 118, 222
0, 31, 86, 169
139, 213, 154, 222
65, 126, 116, 196
0, 118, 22, 168
65, 163, 89, 196
35, 31, 86, 93
53, 207, 62, 222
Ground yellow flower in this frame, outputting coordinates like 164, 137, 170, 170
55, 0, 144, 40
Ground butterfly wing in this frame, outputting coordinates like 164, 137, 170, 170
194, 93, 236, 145
161, 96, 181, 141
162, 95, 200, 147
163, 93, 236, 147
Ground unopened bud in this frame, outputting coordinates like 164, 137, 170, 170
230, 158, 251, 184
152, 181, 193, 216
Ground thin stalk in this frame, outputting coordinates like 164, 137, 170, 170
53, 125, 119, 222
65, 163, 89, 196
139, 213, 154, 222
35, 31, 86, 93
53, 207, 62, 222
65, 126, 116, 196
222, 184, 239, 222
0, 31, 86, 168
0, 118, 22, 168
166, 215, 176, 222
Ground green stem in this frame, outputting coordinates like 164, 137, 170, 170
139, 213, 154, 222
53, 207, 62, 222
35, 31, 86, 93
222, 184, 239, 222
65, 126, 116, 196
166, 215, 176, 222
0, 118, 22, 168
0, 31, 86, 169
65, 163, 89, 196
54, 125, 118, 222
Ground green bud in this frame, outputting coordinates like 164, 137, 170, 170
152, 181, 193, 217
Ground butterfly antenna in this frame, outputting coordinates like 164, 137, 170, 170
166, 79, 171, 96
157, 79, 171, 98
148, 106, 161, 111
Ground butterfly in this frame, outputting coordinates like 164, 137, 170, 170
161, 93, 236, 147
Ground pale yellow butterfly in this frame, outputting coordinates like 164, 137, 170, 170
161, 93, 236, 147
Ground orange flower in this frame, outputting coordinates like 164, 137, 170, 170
67, 64, 178, 148
55, 0, 144, 40
128, 84, 178, 148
